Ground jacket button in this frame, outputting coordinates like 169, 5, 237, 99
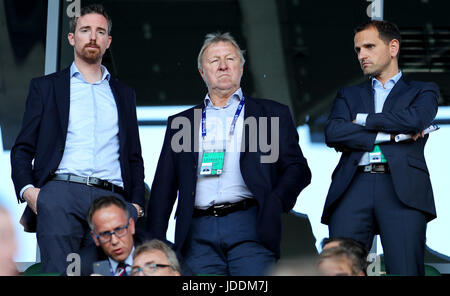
353, 160, 358, 165
192, 191, 195, 196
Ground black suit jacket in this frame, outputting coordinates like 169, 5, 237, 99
79, 244, 109, 276
322, 76, 439, 224
146, 95, 311, 258
10, 67, 145, 231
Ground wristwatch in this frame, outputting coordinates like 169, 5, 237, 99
137, 206, 145, 218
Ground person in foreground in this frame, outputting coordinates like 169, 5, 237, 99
0, 206, 19, 276
131, 239, 181, 276
80, 195, 137, 276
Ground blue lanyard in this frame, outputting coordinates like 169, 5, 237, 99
201, 96, 245, 139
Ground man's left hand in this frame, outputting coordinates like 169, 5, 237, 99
132, 203, 142, 218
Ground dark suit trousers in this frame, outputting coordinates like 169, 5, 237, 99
36, 180, 137, 275
181, 206, 276, 276
328, 171, 427, 276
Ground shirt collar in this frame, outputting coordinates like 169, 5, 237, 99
204, 88, 243, 109
108, 246, 135, 275
371, 71, 402, 90
70, 62, 111, 83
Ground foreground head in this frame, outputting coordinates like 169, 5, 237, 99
131, 239, 181, 276
354, 20, 401, 79
318, 246, 366, 276
68, 4, 112, 64
321, 237, 369, 275
88, 196, 135, 262
0, 207, 18, 276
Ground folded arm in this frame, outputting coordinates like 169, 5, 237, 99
325, 89, 378, 152
364, 82, 439, 134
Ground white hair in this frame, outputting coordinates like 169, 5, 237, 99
197, 32, 246, 70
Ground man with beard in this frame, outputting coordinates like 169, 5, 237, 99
10, 4, 145, 274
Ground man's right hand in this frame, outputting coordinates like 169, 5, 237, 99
23, 187, 40, 214
412, 130, 425, 141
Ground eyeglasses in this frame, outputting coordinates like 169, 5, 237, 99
130, 263, 172, 276
93, 222, 129, 244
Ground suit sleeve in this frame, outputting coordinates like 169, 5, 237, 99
146, 117, 179, 240
269, 105, 311, 212
126, 89, 146, 208
10, 78, 43, 202
364, 82, 439, 134
325, 88, 378, 152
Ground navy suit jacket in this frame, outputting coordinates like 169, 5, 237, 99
10, 67, 145, 232
322, 76, 439, 224
146, 95, 311, 258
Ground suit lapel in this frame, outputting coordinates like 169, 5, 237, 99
359, 81, 375, 114
109, 79, 127, 151
240, 96, 261, 161
382, 76, 408, 112
54, 68, 71, 140
189, 103, 203, 165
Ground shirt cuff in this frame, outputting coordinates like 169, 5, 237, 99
355, 113, 368, 126
375, 132, 391, 144
20, 184, 35, 201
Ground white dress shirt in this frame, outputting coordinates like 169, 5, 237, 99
194, 88, 254, 209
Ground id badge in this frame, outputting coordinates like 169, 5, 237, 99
369, 151, 382, 163
200, 150, 225, 176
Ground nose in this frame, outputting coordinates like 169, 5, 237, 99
110, 233, 119, 244
358, 49, 367, 62
218, 59, 228, 71
90, 30, 97, 41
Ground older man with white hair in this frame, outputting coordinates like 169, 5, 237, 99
146, 32, 311, 276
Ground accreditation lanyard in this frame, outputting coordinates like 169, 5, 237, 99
199, 96, 245, 176
201, 96, 245, 139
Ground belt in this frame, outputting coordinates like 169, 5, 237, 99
51, 174, 125, 196
193, 199, 258, 217
357, 163, 390, 174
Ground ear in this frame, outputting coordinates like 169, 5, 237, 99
390, 39, 400, 58
68, 33, 75, 46
198, 67, 205, 79
129, 217, 135, 235
91, 231, 100, 247
106, 35, 112, 49
198, 67, 209, 86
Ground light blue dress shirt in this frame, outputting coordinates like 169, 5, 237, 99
356, 71, 403, 165
56, 62, 123, 186
109, 246, 134, 276
194, 88, 254, 209
20, 63, 124, 197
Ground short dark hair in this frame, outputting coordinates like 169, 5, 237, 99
318, 247, 365, 275
87, 195, 129, 229
69, 4, 112, 35
355, 20, 401, 47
